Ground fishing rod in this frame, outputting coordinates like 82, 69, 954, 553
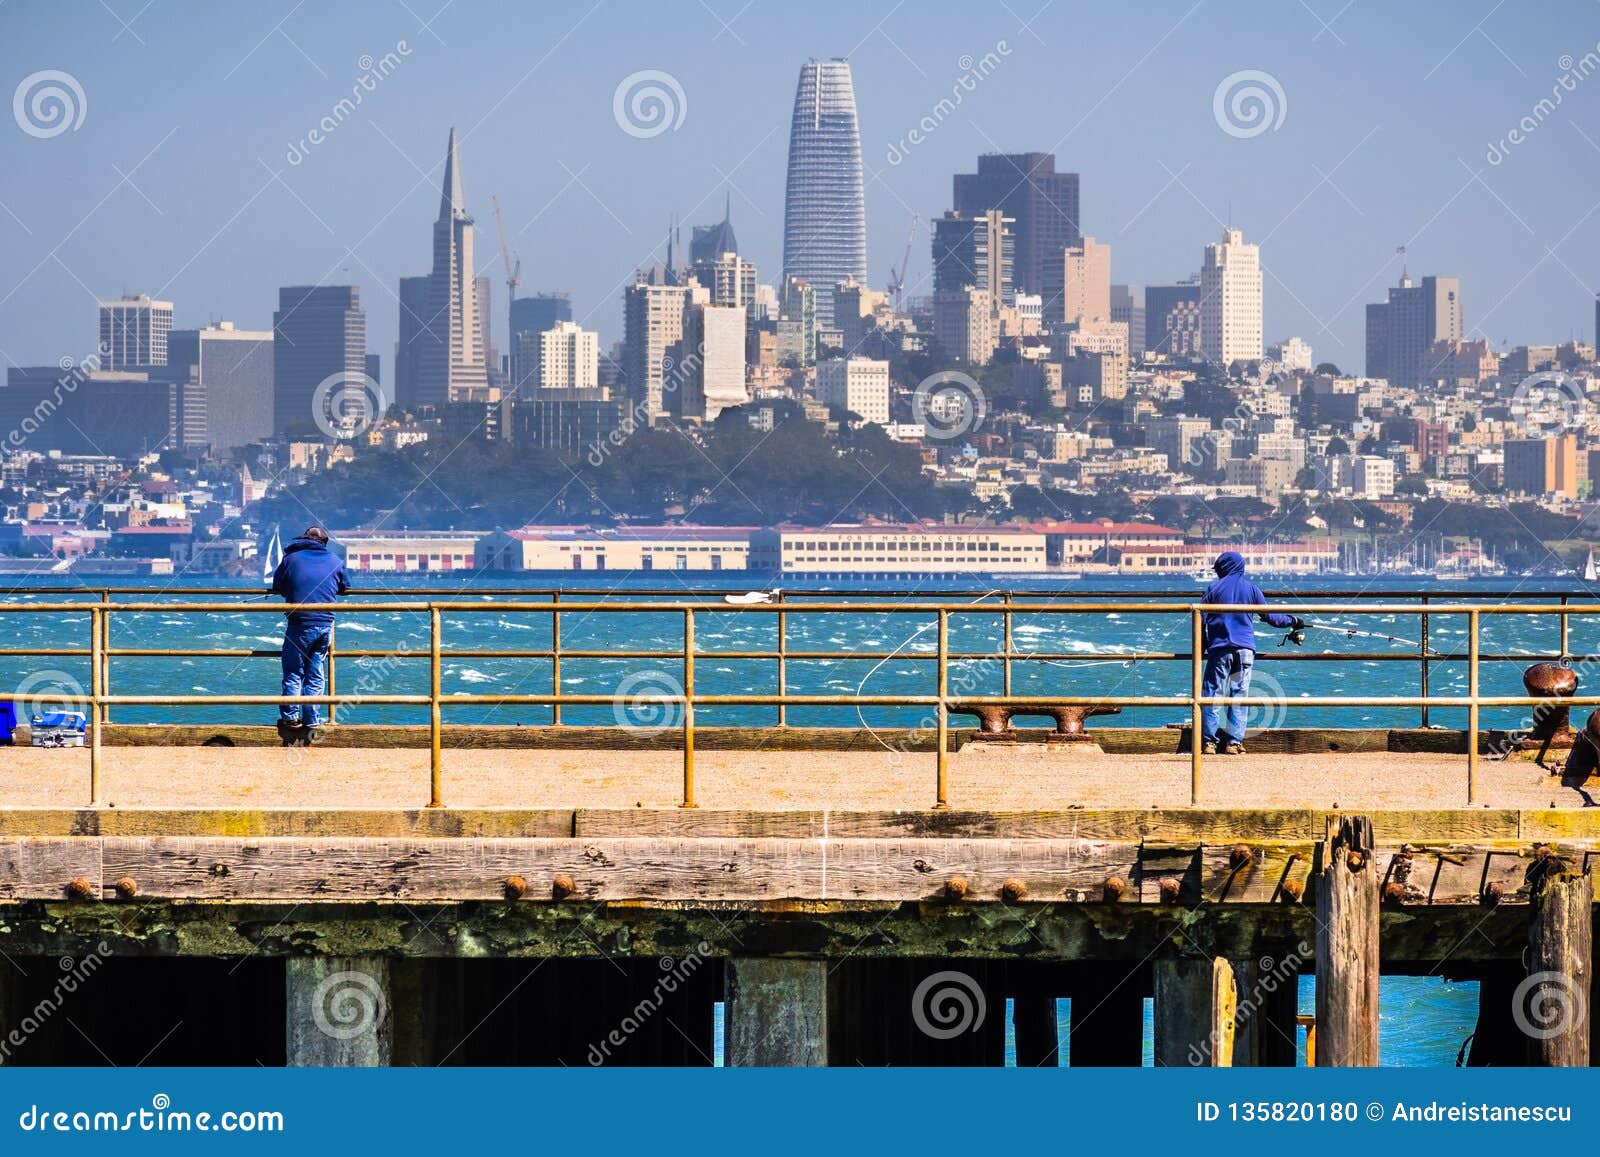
1280, 621, 1424, 649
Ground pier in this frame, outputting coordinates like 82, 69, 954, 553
2, 588, 1599, 1066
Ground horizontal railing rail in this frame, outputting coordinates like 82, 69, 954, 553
0, 594, 1594, 810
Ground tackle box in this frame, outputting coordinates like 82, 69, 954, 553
29, 710, 87, 747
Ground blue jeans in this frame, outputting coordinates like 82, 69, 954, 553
280, 619, 332, 727
1200, 647, 1253, 745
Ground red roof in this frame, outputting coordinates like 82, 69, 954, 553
1027, 520, 1185, 537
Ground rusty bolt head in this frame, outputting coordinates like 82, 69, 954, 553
1102, 875, 1126, 902
65, 877, 93, 901
1158, 877, 1182, 904
551, 873, 576, 900
943, 876, 969, 901
1346, 849, 1367, 872
113, 876, 138, 899
1281, 877, 1305, 902
1000, 878, 1027, 903
1382, 880, 1406, 904
1229, 844, 1253, 870
1483, 881, 1505, 907
504, 875, 528, 900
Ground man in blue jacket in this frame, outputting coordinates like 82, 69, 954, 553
1199, 550, 1304, 755
271, 526, 349, 744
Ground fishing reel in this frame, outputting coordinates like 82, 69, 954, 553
1280, 625, 1306, 647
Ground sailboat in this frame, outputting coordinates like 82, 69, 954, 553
262, 528, 283, 586
1585, 549, 1597, 583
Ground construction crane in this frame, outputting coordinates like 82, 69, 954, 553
490, 194, 522, 304
887, 212, 918, 310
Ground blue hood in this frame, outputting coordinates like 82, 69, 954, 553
1213, 550, 1245, 577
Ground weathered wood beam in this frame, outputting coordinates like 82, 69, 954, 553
1232, 946, 1303, 1067
1525, 866, 1592, 1066
285, 957, 393, 1066
1315, 816, 1380, 1066
724, 958, 828, 1066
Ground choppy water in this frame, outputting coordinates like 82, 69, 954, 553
2, 572, 1594, 736
4, 571, 1583, 1067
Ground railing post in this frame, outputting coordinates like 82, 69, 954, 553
681, 607, 697, 809
1467, 608, 1480, 806
776, 591, 787, 729
98, 590, 110, 727
89, 604, 103, 807
935, 608, 950, 810
428, 606, 443, 808
551, 590, 562, 726
1560, 594, 1570, 658
326, 622, 337, 725
1418, 595, 1430, 729
1191, 607, 1204, 806
1002, 591, 1013, 699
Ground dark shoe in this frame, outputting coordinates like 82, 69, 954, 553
1200, 740, 1218, 755
301, 726, 321, 746
277, 719, 305, 746
1221, 741, 1246, 756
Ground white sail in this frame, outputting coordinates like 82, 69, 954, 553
1586, 549, 1597, 583
262, 529, 283, 586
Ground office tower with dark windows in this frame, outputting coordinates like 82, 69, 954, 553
98, 295, 174, 370
1144, 282, 1203, 357
781, 58, 866, 331
1111, 285, 1145, 360
931, 211, 1014, 305
952, 153, 1080, 304
509, 293, 575, 392
1365, 274, 1463, 387
394, 275, 431, 412
272, 285, 366, 436
163, 323, 275, 452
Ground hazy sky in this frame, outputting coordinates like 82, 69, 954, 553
2, 0, 1598, 375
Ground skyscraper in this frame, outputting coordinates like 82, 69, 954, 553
781, 58, 866, 330
163, 322, 275, 452
393, 275, 431, 411
98, 295, 174, 369
1200, 228, 1263, 366
1057, 237, 1112, 327
623, 275, 692, 423
931, 211, 1013, 304
1364, 274, 1463, 387
1145, 282, 1203, 356
272, 285, 366, 436
413, 128, 488, 408
953, 153, 1080, 303
1111, 285, 1145, 360
509, 293, 574, 392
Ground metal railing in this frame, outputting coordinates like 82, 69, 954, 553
1, 593, 1596, 811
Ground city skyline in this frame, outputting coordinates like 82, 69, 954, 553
2, 2, 1597, 373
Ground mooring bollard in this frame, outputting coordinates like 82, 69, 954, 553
1521, 662, 1579, 767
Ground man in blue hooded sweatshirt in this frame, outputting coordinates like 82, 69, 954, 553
271, 526, 349, 744
1200, 551, 1304, 755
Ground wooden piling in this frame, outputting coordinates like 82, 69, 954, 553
1066, 964, 1146, 1066
285, 957, 393, 1066
724, 958, 829, 1066
1233, 949, 1301, 1067
1314, 815, 1380, 1066
1013, 994, 1060, 1067
1525, 867, 1592, 1067
1154, 957, 1236, 1066
1465, 968, 1524, 1067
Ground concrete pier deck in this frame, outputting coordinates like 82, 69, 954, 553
0, 742, 1582, 813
